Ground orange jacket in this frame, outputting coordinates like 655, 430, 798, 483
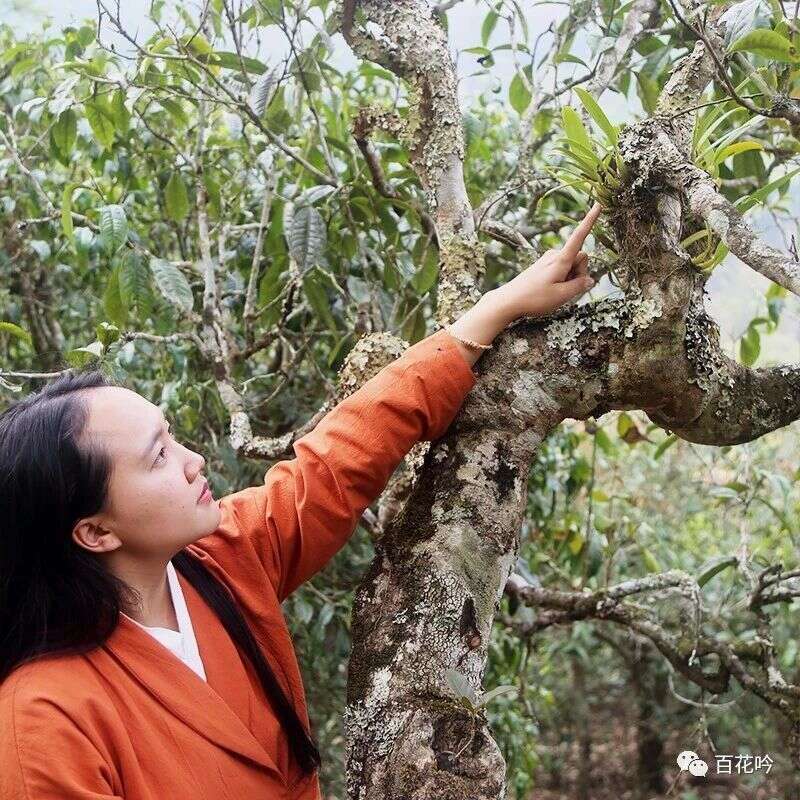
0, 328, 476, 800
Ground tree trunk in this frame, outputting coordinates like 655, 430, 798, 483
339, 3, 800, 798
572, 658, 592, 800
633, 653, 666, 798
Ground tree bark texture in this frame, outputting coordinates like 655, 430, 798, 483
338, 2, 800, 798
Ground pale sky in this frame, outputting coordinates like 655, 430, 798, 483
4, 0, 800, 362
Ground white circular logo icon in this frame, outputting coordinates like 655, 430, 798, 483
677, 750, 708, 777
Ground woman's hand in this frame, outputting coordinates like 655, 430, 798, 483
491, 201, 601, 320
446, 202, 603, 367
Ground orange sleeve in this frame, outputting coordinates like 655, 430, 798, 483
215, 327, 476, 601
0, 676, 122, 800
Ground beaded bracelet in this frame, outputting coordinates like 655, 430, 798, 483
444, 324, 493, 351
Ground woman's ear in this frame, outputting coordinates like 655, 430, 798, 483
72, 519, 122, 554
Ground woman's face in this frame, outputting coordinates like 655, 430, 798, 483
73, 386, 222, 559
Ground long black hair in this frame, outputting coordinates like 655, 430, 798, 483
0, 368, 321, 775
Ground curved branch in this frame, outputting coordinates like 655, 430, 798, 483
341, 0, 484, 323
634, 282, 800, 446
648, 344, 800, 446
504, 571, 730, 694
669, 161, 800, 297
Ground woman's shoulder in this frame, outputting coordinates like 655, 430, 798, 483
0, 652, 105, 720
0, 655, 122, 794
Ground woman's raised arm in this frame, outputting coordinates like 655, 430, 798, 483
209, 202, 602, 601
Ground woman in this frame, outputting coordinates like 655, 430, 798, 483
0, 204, 601, 800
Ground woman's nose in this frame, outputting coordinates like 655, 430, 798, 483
185, 448, 205, 478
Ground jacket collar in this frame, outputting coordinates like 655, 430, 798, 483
98, 595, 282, 779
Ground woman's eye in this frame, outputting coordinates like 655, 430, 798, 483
155, 446, 167, 464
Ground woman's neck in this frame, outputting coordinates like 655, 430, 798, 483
105, 553, 180, 631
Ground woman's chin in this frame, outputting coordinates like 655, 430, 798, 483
191, 502, 223, 541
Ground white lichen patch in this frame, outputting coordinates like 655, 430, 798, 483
510, 371, 562, 419
706, 208, 730, 239
454, 438, 497, 486
623, 294, 663, 338
392, 609, 409, 625
371, 666, 393, 703
512, 337, 530, 356
545, 295, 662, 365
432, 443, 449, 462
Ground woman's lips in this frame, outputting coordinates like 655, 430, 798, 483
197, 481, 212, 504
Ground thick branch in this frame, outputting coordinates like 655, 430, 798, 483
342, 0, 484, 323
504, 571, 730, 695
646, 294, 800, 445
669, 161, 800, 296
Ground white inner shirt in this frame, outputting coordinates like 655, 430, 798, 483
121, 560, 207, 682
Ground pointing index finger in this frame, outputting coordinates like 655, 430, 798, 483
561, 202, 603, 260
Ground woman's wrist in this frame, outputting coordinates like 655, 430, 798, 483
444, 289, 517, 367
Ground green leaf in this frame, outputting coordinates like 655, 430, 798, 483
0, 321, 33, 344
477, 685, 518, 708
205, 51, 269, 74
595, 427, 616, 456
111, 89, 130, 135
400, 305, 426, 344
96, 321, 120, 348
302, 268, 337, 332
697, 556, 737, 587
258, 255, 287, 302
642, 547, 661, 574
554, 52, 588, 67
289, 205, 326, 270
561, 106, 593, 153
481, 10, 498, 47
158, 98, 189, 128
150, 258, 194, 313
616, 412, 634, 437
653, 433, 677, 459
61, 183, 75, 244
165, 171, 190, 222
204, 174, 221, 219
66, 340, 105, 368
730, 29, 795, 63
182, 32, 213, 56
713, 140, 763, 165
573, 87, 618, 145
84, 98, 115, 149
411, 248, 439, 295
635, 73, 660, 114
119, 251, 153, 317
103, 266, 128, 327
736, 166, 800, 212
509, 72, 532, 115
446, 668, 477, 706
560, 138, 603, 166
51, 108, 77, 159
248, 68, 277, 116
99, 204, 128, 254
740, 325, 760, 365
